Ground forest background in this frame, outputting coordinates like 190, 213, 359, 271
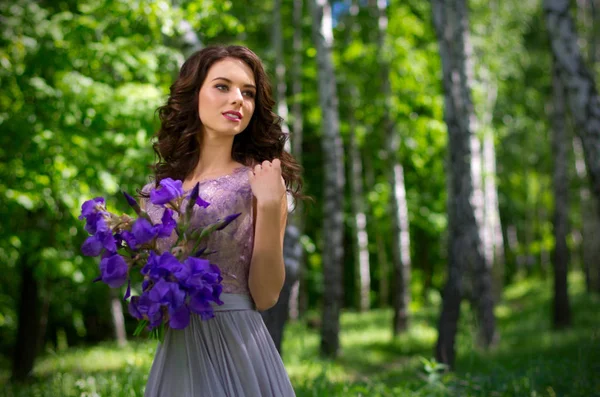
1, 0, 599, 396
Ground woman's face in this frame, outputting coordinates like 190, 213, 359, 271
198, 57, 256, 140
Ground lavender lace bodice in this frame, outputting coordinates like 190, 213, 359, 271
142, 167, 254, 295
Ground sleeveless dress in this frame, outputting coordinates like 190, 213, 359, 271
142, 166, 295, 397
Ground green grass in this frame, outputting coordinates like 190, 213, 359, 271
1, 274, 598, 396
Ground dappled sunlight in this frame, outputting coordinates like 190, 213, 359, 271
33, 342, 154, 376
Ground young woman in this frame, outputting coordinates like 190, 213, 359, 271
141, 45, 302, 397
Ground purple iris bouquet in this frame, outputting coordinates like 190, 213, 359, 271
79, 178, 240, 340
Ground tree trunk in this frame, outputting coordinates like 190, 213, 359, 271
261, 226, 302, 353
478, 74, 505, 301
12, 260, 41, 381
343, 1, 371, 313
432, 0, 497, 368
551, 61, 573, 328
544, 0, 600, 213
573, 137, 600, 292
109, 289, 127, 347
374, 0, 412, 335
310, 0, 345, 358
364, 151, 391, 307
261, 0, 303, 353
349, 119, 371, 312
288, 0, 307, 322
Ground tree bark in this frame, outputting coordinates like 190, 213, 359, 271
288, 0, 307, 321
573, 137, 600, 292
349, 114, 371, 312
310, 0, 345, 358
261, 0, 303, 354
374, 0, 412, 335
12, 260, 41, 381
364, 151, 391, 307
432, 0, 497, 368
544, 0, 600, 213
477, 73, 505, 301
551, 61, 573, 328
261, 226, 302, 353
109, 288, 127, 347
343, 0, 371, 313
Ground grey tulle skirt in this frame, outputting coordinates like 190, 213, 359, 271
144, 293, 295, 397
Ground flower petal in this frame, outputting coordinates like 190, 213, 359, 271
99, 254, 129, 288
81, 235, 103, 257
169, 305, 190, 329
150, 178, 184, 205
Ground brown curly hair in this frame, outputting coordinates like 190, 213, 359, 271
150, 45, 303, 200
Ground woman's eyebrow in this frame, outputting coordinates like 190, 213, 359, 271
211, 77, 256, 89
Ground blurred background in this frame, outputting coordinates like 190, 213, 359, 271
1, 0, 599, 396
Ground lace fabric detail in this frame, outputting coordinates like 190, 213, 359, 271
142, 167, 254, 295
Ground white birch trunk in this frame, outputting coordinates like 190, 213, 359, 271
364, 150, 391, 307
260, 0, 303, 354
374, 0, 412, 335
109, 289, 127, 347
544, 0, 600, 212
432, 0, 497, 368
310, 0, 345, 357
343, 0, 371, 313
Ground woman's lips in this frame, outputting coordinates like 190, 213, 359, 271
222, 111, 242, 122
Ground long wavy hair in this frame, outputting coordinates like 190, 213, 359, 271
150, 45, 304, 200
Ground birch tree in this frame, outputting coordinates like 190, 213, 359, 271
260, 0, 303, 354
432, 0, 497, 367
544, 0, 600, 212
342, 0, 372, 312
310, 0, 346, 357
373, 0, 412, 335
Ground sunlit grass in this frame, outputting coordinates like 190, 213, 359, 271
1, 273, 598, 396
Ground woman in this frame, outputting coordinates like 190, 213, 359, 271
142, 45, 302, 397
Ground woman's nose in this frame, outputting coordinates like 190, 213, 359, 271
230, 88, 243, 104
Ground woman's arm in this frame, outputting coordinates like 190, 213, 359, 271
247, 161, 288, 311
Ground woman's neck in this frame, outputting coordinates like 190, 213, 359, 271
188, 135, 242, 181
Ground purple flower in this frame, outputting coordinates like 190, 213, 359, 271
150, 178, 184, 205
130, 293, 163, 327
196, 197, 210, 209
142, 278, 152, 292
79, 197, 105, 220
84, 213, 106, 235
157, 208, 176, 238
148, 279, 186, 310
128, 296, 143, 320
188, 292, 215, 320
99, 254, 129, 288
181, 257, 213, 288
141, 252, 172, 281
122, 191, 141, 215
120, 230, 138, 249
81, 218, 117, 257
79, 198, 110, 235
216, 213, 241, 230
169, 305, 190, 329
132, 218, 156, 245
81, 235, 103, 256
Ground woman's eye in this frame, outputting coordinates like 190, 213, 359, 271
215, 84, 228, 91
243, 91, 255, 98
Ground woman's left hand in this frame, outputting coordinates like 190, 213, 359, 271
248, 159, 286, 206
